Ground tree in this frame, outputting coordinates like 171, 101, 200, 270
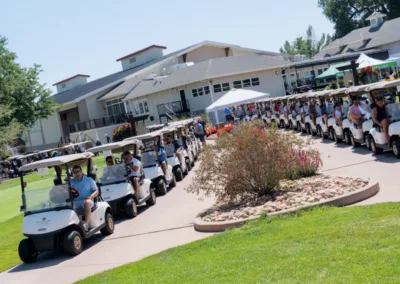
0, 106, 24, 158
318, 0, 400, 39
279, 25, 332, 59
0, 36, 55, 129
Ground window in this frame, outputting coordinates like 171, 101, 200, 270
251, 78, 260, 86
129, 57, 136, 64
233, 80, 242, 89
61, 83, 66, 88
204, 86, 210, 95
198, 88, 204, 96
243, 79, 251, 88
318, 69, 323, 75
192, 89, 198, 97
133, 99, 149, 115
222, 83, 230, 91
213, 84, 222, 93
106, 99, 126, 116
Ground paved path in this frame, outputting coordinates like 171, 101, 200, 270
2, 136, 400, 283
0, 166, 214, 284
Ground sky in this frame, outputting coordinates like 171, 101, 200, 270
1, 0, 334, 93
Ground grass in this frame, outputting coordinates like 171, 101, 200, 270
0, 155, 107, 272
78, 203, 400, 284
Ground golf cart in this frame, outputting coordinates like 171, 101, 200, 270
313, 90, 333, 139
276, 98, 290, 129
159, 127, 188, 181
262, 98, 278, 127
346, 84, 374, 148
174, 124, 195, 169
18, 152, 114, 263
294, 94, 310, 133
126, 131, 176, 195
87, 140, 156, 218
286, 95, 299, 131
365, 80, 400, 157
329, 88, 351, 144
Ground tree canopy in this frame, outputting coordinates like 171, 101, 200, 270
0, 35, 55, 156
318, 0, 400, 38
279, 25, 332, 59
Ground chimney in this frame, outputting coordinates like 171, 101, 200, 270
53, 74, 90, 93
116, 45, 167, 71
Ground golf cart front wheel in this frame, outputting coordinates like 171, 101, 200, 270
19, 238, 38, 263
101, 213, 114, 236
146, 188, 157, 206
63, 229, 83, 255
156, 179, 167, 195
169, 174, 177, 188
186, 159, 192, 172
370, 137, 383, 154
344, 130, 351, 145
174, 167, 184, 181
350, 133, 361, 147
124, 198, 138, 218
392, 140, 400, 158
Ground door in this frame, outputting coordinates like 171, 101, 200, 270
180, 90, 189, 112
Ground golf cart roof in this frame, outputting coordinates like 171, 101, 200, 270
38, 148, 60, 154
87, 139, 142, 154
59, 141, 90, 149
6, 155, 24, 161
313, 89, 333, 98
19, 152, 94, 172
366, 79, 400, 91
146, 124, 165, 131
346, 83, 378, 94
329, 88, 348, 96
159, 127, 177, 134
126, 131, 161, 141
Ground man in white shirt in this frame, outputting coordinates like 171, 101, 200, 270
124, 151, 142, 192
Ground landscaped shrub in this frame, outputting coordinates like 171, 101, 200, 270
187, 122, 322, 202
112, 123, 132, 141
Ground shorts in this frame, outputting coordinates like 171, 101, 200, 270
198, 134, 205, 142
73, 199, 94, 210
226, 114, 234, 122
159, 154, 165, 163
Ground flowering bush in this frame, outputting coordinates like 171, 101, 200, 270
112, 123, 132, 141
359, 66, 380, 84
186, 122, 322, 202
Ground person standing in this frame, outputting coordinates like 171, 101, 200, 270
224, 107, 233, 123
194, 120, 206, 145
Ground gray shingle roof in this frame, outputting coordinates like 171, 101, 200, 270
123, 55, 289, 101
315, 17, 400, 59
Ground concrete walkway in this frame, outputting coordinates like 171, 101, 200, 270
1, 136, 399, 283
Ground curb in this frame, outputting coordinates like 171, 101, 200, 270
194, 180, 379, 232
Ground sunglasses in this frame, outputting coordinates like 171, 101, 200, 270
73, 169, 82, 175
106, 160, 113, 164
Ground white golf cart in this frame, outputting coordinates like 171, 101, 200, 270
87, 140, 156, 218
287, 95, 299, 131
158, 127, 188, 181
329, 88, 351, 144
263, 98, 278, 127
314, 90, 333, 139
294, 94, 310, 133
18, 153, 114, 263
346, 84, 374, 148
126, 131, 176, 195
173, 125, 196, 170
276, 98, 290, 129
366, 80, 400, 157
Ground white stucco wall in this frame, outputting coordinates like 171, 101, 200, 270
55, 76, 88, 93
86, 94, 106, 120
121, 48, 164, 71
41, 114, 62, 144
381, 41, 400, 56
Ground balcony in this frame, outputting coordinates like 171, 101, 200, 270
69, 112, 132, 134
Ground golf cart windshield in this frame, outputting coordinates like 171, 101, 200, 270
164, 144, 175, 158
23, 167, 71, 214
97, 163, 127, 185
386, 103, 400, 123
141, 151, 158, 167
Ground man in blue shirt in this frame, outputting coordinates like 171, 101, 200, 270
151, 142, 168, 176
194, 120, 206, 145
71, 165, 99, 231
224, 107, 233, 122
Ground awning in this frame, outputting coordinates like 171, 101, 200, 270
315, 62, 350, 80
356, 53, 385, 68
206, 89, 270, 112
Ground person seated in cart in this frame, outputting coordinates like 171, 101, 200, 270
349, 97, 363, 126
166, 135, 183, 164
71, 165, 99, 231
333, 101, 343, 126
309, 100, 317, 125
124, 151, 143, 193
151, 142, 168, 176
300, 101, 308, 123
371, 97, 389, 142
103, 156, 125, 181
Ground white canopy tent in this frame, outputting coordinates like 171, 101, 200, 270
356, 53, 385, 68
206, 89, 270, 124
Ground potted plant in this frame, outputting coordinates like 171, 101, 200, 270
112, 123, 132, 142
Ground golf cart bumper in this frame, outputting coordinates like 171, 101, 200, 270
24, 230, 62, 252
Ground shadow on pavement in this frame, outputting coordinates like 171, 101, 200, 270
351, 147, 373, 156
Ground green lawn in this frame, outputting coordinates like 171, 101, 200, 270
0, 155, 108, 272
79, 203, 400, 284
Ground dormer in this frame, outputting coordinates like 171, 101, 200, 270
116, 45, 167, 71
53, 74, 90, 93
366, 11, 386, 28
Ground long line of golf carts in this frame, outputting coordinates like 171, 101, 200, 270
17, 119, 201, 264
259, 79, 400, 158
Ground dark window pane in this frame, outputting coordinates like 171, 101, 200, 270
251, 78, 260, 86
233, 81, 242, 89
213, 84, 222, 93
144, 101, 149, 112
192, 89, 198, 97
198, 88, 204, 96
222, 83, 230, 91
204, 86, 210, 94
243, 79, 251, 88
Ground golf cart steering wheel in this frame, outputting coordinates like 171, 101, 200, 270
71, 188, 80, 199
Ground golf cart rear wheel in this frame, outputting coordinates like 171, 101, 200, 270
146, 188, 157, 206
63, 229, 83, 255
101, 213, 114, 235
186, 159, 192, 171
19, 238, 38, 263
124, 198, 138, 218
344, 130, 351, 145
370, 137, 383, 154
169, 174, 177, 188
365, 135, 371, 150
174, 167, 184, 181
156, 179, 167, 195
